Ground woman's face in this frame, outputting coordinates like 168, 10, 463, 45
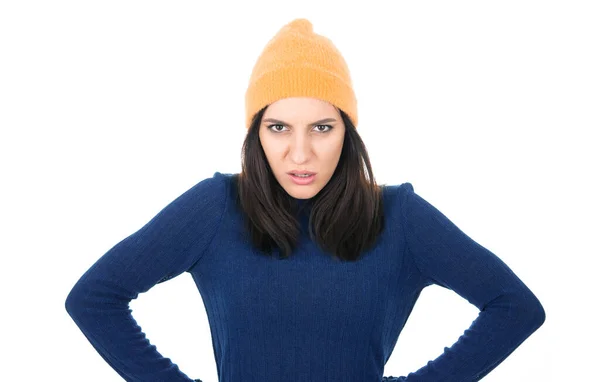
259, 97, 346, 200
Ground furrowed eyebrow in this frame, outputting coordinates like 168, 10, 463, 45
262, 118, 337, 127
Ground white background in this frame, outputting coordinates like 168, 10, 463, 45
1, 1, 598, 381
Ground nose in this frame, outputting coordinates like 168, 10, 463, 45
289, 133, 311, 163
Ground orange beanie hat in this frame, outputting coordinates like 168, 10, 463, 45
244, 18, 358, 130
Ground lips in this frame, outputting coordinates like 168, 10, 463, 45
289, 172, 316, 185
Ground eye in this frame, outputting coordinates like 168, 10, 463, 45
267, 124, 288, 132
266, 124, 333, 133
315, 124, 333, 133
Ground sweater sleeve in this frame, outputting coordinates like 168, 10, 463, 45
385, 183, 545, 382
65, 172, 228, 382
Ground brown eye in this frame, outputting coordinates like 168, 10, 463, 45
315, 125, 333, 133
267, 124, 287, 132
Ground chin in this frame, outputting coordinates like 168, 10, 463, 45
285, 185, 321, 199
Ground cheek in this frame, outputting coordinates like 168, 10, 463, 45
264, 145, 285, 160
260, 136, 278, 158
320, 140, 344, 158
262, 145, 286, 169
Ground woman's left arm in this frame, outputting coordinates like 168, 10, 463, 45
394, 183, 545, 381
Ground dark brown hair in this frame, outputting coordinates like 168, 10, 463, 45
234, 105, 385, 262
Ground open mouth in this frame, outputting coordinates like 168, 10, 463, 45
289, 173, 316, 184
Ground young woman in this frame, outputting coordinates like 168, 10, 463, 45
65, 18, 545, 382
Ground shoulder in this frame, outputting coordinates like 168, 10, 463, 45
382, 182, 414, 195
381, 181, 415, 206
182, 171, 230, 198
165, 171, 233, 218
377, 182, 415, 223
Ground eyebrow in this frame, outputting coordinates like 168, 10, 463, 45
262, 118, 338, 127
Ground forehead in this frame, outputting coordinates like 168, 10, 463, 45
264, 97, 338, 118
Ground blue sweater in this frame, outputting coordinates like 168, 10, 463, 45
65, 171, 545, 381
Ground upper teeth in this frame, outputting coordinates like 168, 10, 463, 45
294, 173, 311, 177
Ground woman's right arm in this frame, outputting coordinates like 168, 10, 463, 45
65, 172, 228, 381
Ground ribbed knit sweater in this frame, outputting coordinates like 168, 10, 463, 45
65, 171, 545, 381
